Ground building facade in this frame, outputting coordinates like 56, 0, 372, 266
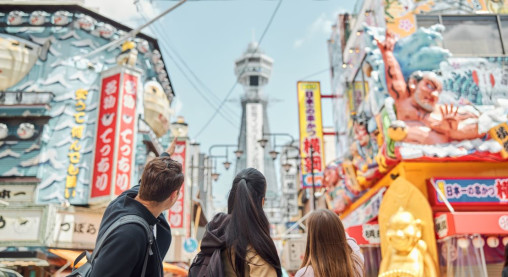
327, 0, 508, 276
0, 2, 186, 275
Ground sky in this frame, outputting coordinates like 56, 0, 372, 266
85, 0, 356, 211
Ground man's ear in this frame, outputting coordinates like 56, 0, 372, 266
170, 189, 179, 201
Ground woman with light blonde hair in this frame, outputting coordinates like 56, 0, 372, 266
295, 209, 364, 277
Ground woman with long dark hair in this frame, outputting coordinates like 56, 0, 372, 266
295, 209, 364, 277
222, 168, 282, 277
189, 168, 282, 277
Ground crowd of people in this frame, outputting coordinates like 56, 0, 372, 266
65, 139, 365, 277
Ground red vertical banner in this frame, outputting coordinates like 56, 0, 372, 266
114, 73, 138, 195
91, 67, 140, 201
168, 140, 186, 229
91, 73, 121, 198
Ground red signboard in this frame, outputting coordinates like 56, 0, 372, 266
114, 73, 138, 195
168, 140, 186, 229
91, 67, 139, 201
91, 73, 121, 198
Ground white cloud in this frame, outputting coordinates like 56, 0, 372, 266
173, 97, 183, 116
293, 9, 345, 48
83, 0, 159, 28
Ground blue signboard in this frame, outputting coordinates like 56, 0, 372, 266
432, 178, 508, 205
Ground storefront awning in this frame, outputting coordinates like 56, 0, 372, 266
435, 212, 508, 239
49, 249, 188, 275
0, 251, 49, 267
346, 220, 380, 246
49, 249, 86, 268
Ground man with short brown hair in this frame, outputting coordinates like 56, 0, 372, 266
90, 140, 183, 276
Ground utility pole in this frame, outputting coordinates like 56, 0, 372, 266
310, 145, 315, 210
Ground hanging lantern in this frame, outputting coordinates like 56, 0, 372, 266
503, 237, 508, 246
457, 237, 470, 249
487, 236, 500, 248
472, 236, 485, 248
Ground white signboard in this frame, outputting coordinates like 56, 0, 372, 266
246, 103, 264, 173
50, 210, 102, 249
0, 184, 35, 203
0, 208, 45, 244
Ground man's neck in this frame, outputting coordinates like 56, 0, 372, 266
134, 195, 163, 218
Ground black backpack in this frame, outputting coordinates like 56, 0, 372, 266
66, 214, 155, 277
188, 247, 225, 277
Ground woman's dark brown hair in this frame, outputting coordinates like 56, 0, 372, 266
300, 209, 364, 277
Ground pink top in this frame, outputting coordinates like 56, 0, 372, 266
294, 234, 364, 277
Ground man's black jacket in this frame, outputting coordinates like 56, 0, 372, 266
90, 153, 172, 276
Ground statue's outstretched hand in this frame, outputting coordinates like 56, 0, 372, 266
375, 30, 396, 53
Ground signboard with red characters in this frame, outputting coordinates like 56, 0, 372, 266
168, 140, 186, 230
114, 73, 138, 196
90, 66, 140, 201
428, 177, 508, 211
297, 82, 325, 189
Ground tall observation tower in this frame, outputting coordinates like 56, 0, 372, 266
234, 42, 279, 217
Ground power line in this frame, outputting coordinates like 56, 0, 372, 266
194, 0, 284, 139
159, 36, 239, 117
139, 12, 240, 128
298, 67, 330, 81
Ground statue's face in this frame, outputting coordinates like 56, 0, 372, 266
323, 166, 340, 189
387, 215, 420, 252
354, 121, 370, 147
411, 75, 442, 112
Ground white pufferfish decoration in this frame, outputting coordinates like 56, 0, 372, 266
17, 123, 35, 139
0, 123, 8, 140
76, 15, 96, 31
7, 11, 26, 25
29, 11, 49, 26
52, 11, 72, 26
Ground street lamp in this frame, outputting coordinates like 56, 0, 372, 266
234, 149, 244, 159
211, 172, 220, 181
282, 162, 292, 172
257, 138, 269, 148
269, 150, 279, 160
209, 144, 242, 171
223, 161, 232, 170
169, 116, 189, 138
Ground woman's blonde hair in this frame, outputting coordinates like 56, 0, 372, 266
300, 209, 364, 277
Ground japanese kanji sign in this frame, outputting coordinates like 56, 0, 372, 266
91, 67, 139, 201
490, 123, 508, 158
168, 140, 186, 230
430, 177, 508, 206
297, 82, 324, 188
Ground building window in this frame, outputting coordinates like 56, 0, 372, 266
499, 16, 508, 53
442, 16, 503, 55
416, 15, 505, 56
249, 76, 259, 86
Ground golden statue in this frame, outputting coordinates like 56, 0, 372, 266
378, 177, 438, 277
378, 207, 437, 277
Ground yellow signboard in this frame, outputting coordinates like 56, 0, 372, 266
489, 123, 508, 158
297, 81, 325, 188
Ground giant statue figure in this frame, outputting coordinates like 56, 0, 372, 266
378, 207, 437, 277
377, 31, 485, 144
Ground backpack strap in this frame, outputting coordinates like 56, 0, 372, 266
90, 215, 155, 275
